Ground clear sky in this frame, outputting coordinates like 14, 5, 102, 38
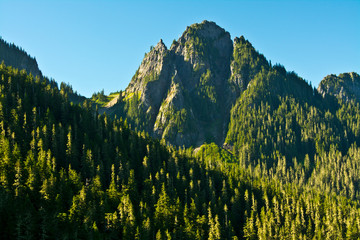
0, 0, 359, 97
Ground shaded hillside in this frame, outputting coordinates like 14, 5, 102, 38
57, 82, 87, 105
0, 38, 89, 106
0, 37, 42, 77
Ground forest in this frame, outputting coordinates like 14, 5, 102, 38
1, 20, 360, 239
2, 57, 360, 240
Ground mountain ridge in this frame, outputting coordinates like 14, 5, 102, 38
2, 21, 360, 239
318, 72, 360, 102
0, 37, 42, 78
107, 20, 325, 149
108, 21, 246, 147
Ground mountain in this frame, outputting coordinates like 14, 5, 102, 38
0, 37, 42, 77
108, 21, 236, 147
105, 21, 360, 204
106, 21, 322, 149
2, 58, 360, 239
107, 21, 272, 147
2, 21, 360, 239
318, 72, 360, 102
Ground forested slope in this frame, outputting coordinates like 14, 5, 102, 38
225, 62, 360, 202
103, 20, 360, 209
0, 37, 42, 78
1, 60, 360, 239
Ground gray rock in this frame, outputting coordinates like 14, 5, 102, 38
318, 72, 360, 102
108, 21, 260, 147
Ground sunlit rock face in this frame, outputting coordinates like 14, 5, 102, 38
111, 20, 269, 147
318, 72, 360, 102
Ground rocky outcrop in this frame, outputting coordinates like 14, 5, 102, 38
171, 20, 233, 77
0, 37, 42, 77
318, 72, 360, 102
230, 36, 269, 95
109, 20, 268, 147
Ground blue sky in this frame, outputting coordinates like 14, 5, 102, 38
0, 0, 359, 97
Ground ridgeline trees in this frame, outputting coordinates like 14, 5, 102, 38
1, 62, 360, 239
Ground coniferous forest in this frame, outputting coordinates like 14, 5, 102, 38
1, 21, 360, 239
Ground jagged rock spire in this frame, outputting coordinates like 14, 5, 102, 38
155, 39, 167, 51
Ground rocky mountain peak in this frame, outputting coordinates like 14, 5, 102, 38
171, 21, 226, 50
111, 21, 267, 147
318, 72, 360, 101
234, 36, 247, 45
170, 20, 233, 82
171, 21, 231, 51
126, 39, 169, 94
155, 39, 167, 52
189, 20, 229, 39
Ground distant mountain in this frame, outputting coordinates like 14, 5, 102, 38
107, 21, 266, 146
0, 37, 90, 106
318, 72, 360, 102
0, 37, 42, 77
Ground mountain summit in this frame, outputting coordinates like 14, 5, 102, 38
111, 21, 239, 147
318, 72, 360, 102
107, 21, 347, 149
107, 21, 275, 147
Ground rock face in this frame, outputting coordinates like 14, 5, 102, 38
318, 72, 360, 102
109, 21, 269, 147
126, 39, 173, 122
0, 37, 42, 77
230, 36, 269, 95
